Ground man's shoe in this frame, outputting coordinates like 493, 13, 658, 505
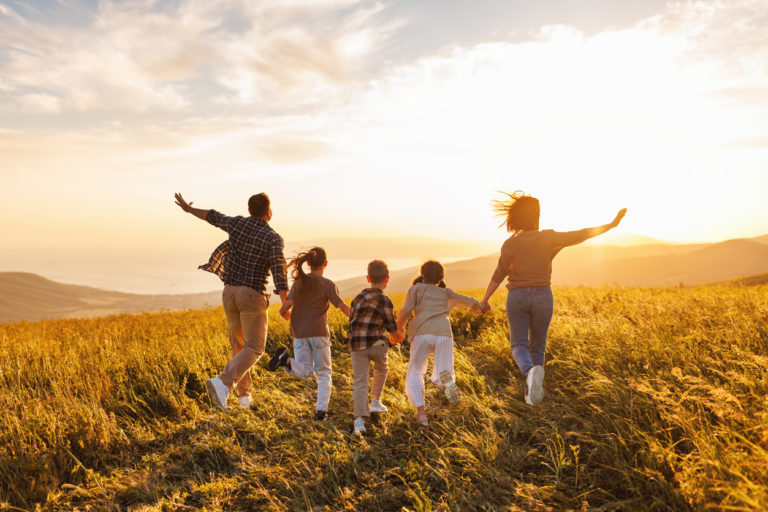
267, 347, 289, 371
314, 410, 328, 421
238, 396, 252, 409
370, 398, 388, 413
526, 365, 545, 406
205, 377, 229, 411
353, 417, 366, 435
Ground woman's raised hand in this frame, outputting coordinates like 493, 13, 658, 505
610, 208, 627, 228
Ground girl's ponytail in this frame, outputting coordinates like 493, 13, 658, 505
288, 246, 327, 294
438, 279, 446, 288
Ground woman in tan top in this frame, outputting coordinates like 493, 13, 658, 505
268, 247, 351, 421
397, 260, 483, 426
479, 191, 626, 406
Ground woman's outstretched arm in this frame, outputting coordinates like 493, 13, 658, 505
552, 208, 627, 255
580, 208, 627, 240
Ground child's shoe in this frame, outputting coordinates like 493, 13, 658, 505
353, 417, 366, 435
370, 398, 388, 413
205, 377, 229, 412
267, 347, 289, 371
238, 396, 252, 409
439, 370, 461, 405
525, 365, 545, 406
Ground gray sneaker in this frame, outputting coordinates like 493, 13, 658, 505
526, 365, 545, 406
205, 377, 229, 411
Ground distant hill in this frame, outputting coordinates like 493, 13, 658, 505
4, 233, 767, 320
706, 272, 768, 287
336, 235, 768, 297
0, 273, 220, 323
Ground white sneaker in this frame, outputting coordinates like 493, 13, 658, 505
526, 365, 545, 406
370, 398, 388, 413
238, 396, 252, 409
205, 377, 229, 411
353, 417, 366, 435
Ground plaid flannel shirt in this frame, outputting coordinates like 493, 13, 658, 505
199, 210, 288, 295
347, 288, 397, 351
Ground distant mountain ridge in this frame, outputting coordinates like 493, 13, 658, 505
335, 234, 768, 297
3, 234, 767, 323
0, 273, 220, 323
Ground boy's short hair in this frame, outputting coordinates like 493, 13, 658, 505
367, 259, 389, 284
248, 193, 270, 218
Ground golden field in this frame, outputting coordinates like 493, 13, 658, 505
1, 286, 767, 511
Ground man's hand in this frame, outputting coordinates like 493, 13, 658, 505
390, 330, 405, 345
174, 193, 210, 220
610, 208, 627, 228
280, 310, 291, 321
480, 301, 491, 314
174, 193, 193, 212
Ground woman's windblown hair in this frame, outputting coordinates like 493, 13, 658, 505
288, 246, 327, 293
492, 190, 540, 233
412, 260, 446, 288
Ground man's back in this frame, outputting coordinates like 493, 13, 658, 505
203, 210, 288, 294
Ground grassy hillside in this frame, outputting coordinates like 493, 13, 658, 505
1, 286, 767, 511
0, 272, 221, 323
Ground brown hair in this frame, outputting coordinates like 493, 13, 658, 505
412, 260, 446, 288
288, 246, 326, 294
492, 190, 540, 233
248, 193, 270, 218
367, 260, 389, 284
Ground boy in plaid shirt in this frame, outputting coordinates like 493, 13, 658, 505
347, 260, 403, 434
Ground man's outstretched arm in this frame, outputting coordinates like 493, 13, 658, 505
174, 193, 210, 221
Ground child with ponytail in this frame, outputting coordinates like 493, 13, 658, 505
396, 260, 484, 426
267, 247, 351, 420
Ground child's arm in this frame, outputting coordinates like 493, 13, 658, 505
328, 282, 351, 318
381, 296, 404, 344
337, 302, 351, 318
279, 299, 294, 320
395, 286, 417, 338
446, 289, 483, 313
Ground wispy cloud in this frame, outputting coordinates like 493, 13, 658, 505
0, 0, 393, 113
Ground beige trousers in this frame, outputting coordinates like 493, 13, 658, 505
217, 285, 269, 397
350, 343, 389, 418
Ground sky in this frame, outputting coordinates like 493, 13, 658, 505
2, 0, 768, 293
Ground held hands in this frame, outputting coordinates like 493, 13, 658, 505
280, 309, 291, 321
390, 329, 405, 345
480, 301, 492, 314
610, 208, 627, 228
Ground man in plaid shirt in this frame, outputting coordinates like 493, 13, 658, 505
174, 192, 288, 412
347, 260, 403, 434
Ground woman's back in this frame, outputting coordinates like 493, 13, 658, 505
493, 229, 589, 289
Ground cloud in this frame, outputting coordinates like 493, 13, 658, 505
0, 0, 392, 114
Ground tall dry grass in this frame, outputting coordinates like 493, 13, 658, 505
0, 285, 766, 511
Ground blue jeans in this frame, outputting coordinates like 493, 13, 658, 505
506, 286, 554, 376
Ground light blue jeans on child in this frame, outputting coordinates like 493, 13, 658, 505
506, 286, 554, 376
287, 337, 332, 412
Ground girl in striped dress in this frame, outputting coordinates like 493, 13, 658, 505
396, 260, 484, 426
